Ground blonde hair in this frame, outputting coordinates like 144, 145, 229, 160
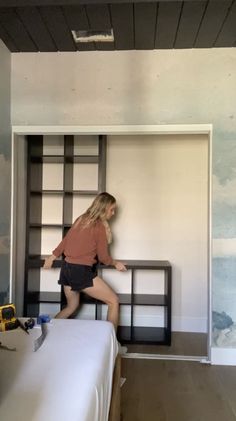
73, 192, 116, 243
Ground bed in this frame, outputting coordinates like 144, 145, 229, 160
0, 319, 120, 421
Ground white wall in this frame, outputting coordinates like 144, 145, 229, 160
11, 49, 236, 128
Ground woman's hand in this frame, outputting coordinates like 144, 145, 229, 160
114, 261, 127, 272
43, 254, 56, 269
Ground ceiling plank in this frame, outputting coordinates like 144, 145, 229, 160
174, 1, 207, 48
155, 1, 182, 49
16, 6, 57, 51
214, 0, 236, 46
110, 3, 134, 50
63, 5, 89, 30
0, 21, 19, 51
86, 4, 114, 50
39, 5, 76, 51
0, 8, 37, 51
86, 3, 111, 30
63, 5, 95, 51
134, 2, 157, 49
194, 0, 232, 47
0, 0, 231, 6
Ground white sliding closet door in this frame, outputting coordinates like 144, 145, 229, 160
106, 134, 208, 333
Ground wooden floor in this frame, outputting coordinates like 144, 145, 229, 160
121, 333, 236, 421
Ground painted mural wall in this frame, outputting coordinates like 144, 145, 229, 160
10, 48, 236, 347
0, 40, 11, 305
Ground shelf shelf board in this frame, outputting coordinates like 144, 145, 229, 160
24, 288, 167, 308
133, 294, 167, 306
30, 189, 98, 196
28, 257, 171, 271
30, 155, 99, 164
96, 294, 166, 306
101, 260, 171, 269
31, 156, 64, 163
72, 155, 99, 163
93, 294, 131, 305
27, 291, 61, 303
64, 190, 98, 196
31, 190, 64, 195
29, 223, 63, 228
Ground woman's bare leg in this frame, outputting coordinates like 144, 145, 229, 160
55, 286, 80, 319
82, 277, 119, 331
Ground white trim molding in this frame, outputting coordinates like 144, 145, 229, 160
12, 124, 213, 136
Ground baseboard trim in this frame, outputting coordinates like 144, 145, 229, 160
122, 353, 209, 363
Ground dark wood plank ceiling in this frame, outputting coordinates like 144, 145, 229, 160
0, 0, 235, 52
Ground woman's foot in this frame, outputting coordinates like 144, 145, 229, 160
118, 342, 128, 355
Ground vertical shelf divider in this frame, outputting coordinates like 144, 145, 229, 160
24, 135, 43, 316
130, 269, 134, 342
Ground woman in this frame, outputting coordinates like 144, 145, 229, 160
43, 192, 127, 331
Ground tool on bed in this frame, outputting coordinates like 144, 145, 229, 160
0, 303, 18, 332
34, 314, 50, 352
0, 304, 36, 334
17, 318, 30, 334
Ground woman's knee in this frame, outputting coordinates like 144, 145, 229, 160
107, 292, 119, 307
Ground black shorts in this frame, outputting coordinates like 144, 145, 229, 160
58, 261, 97, 291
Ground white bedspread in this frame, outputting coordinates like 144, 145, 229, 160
0, 319, 118, 421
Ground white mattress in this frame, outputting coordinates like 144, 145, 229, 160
0, 319, 118, 421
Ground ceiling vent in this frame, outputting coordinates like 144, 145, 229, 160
72, 29, 114, 43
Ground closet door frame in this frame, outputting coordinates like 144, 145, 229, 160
10, 123, 212, 362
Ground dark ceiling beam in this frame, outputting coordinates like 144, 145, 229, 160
0, 0, 232, 7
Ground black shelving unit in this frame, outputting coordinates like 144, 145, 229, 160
27, 257, 172, 345
101, 260, 172, 345
24, 134, 106, 316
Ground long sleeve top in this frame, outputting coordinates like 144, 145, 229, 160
52, 219, 114, 267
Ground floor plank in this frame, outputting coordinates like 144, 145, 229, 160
121, 359, 236, 421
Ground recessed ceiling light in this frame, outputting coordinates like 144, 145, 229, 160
72, 29, 114, 43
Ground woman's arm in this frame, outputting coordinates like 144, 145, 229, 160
113, 260, 127, 271
43, 254, 57, 269
43, 235, 67, 269
96, 224, 127, 271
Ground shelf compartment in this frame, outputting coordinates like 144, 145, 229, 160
119, 326, 169, 345
74, 135, 99, 156
117, 326, 132, 343
42, 162, 64, 191
133, 294, 167, 306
